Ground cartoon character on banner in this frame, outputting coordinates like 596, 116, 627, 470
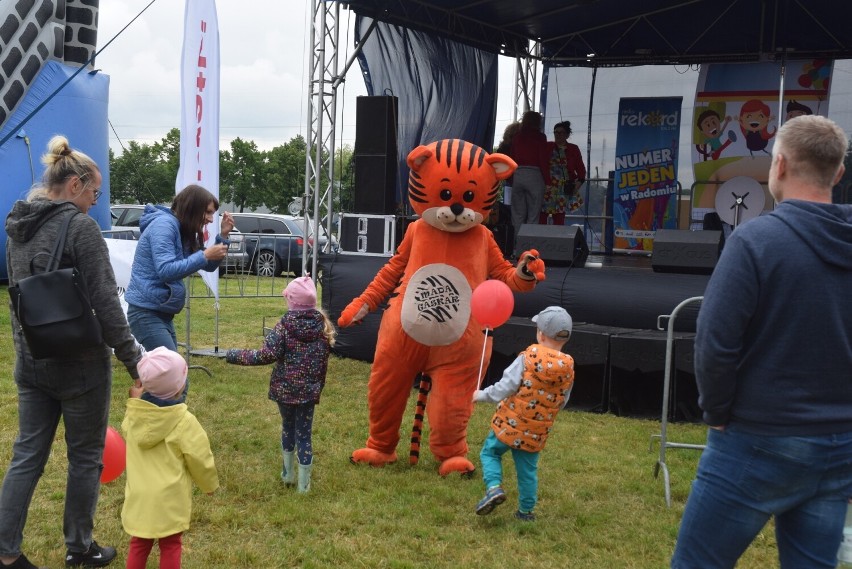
694, 107, 737, 161
736, 99, 776, 156
337, 139, 546, 476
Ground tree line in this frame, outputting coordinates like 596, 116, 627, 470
108, 128, 356, 214
109, 128, 852, 213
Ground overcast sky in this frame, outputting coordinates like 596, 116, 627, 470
96, 0, 353, 152
96, 0, 851, 190
96, 0, 520, 154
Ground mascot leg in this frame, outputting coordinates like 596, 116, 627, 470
426, 336, 490, 476
351, 330, 428, 467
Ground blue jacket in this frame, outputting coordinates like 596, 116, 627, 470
125, 205, 226, 314
695, 200, 852, 435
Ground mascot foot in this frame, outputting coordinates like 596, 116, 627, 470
350, 448, 398, 468
438, 456, 476, 477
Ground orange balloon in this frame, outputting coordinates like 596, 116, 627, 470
471, 280, 514, 329
101, 426, 126, 484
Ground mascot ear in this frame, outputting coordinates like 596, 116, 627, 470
407, 145, 434, 171
486, 152, 518, 181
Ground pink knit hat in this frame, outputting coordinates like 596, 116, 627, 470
137, 347, 188, 400
283, 276, 317, 311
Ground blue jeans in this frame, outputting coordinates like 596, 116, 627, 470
480, 431, 541, 513
127, 304, 177, 351
278, 403, 315, 466
671, 426, 852, 569
0, 353, 112, 556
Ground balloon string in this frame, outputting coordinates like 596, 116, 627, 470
477, 328, 490, 390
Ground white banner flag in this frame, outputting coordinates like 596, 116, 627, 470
177, 0, 220, 299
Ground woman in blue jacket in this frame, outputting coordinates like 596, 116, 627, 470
125, 184, 234, 351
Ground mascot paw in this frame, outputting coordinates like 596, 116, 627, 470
518, 249, 546, 282
438, 456, 476, 477
338, 301, 368, 328
350, 448, 398, 467
527, 257, 546, 282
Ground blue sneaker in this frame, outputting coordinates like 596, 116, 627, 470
475, 486, 506, 515
514, 509, 536, 522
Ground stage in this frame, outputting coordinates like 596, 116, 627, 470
319, 252, 710, 422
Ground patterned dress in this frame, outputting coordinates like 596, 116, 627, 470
541, 142, 586, 220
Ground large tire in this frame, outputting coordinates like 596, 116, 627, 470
254, 249, 282, 277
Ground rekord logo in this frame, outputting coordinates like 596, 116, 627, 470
620, 109, 679, 127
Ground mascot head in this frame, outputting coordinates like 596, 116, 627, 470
406, 139, 516, 233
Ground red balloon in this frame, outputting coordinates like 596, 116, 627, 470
101, 426, 126, 484
471, 280, 514, 329
798, 74, 812, 88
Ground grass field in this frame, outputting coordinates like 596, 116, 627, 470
0, 279, 779, 568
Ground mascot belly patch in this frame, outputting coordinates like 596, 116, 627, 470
402, 264, 471, 346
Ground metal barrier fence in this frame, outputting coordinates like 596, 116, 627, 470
104, 231, 312, 365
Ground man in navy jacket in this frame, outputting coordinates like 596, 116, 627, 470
672, 115, 852, 569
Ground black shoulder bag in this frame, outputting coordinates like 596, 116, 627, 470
8, 212, 104, 359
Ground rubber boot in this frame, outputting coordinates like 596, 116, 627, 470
297, 461, 313, 493
281, 450, 296, 487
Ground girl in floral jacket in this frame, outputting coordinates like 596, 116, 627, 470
226, 276, 336, 492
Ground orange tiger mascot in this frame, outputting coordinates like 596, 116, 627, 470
338, 139, 546, 476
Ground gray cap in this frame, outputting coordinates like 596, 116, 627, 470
532, 306, 573, 339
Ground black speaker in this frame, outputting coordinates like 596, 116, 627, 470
354, 96, 399, 215
513, 224, 589, 267
355, 96, 398, 156
651, 229, 722, 274
354, 155, 398, 215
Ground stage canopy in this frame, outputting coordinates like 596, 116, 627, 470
341, 0, 852, 66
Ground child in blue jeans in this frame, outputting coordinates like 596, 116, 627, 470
226, 276, 336, 492
472, 306, 575, 521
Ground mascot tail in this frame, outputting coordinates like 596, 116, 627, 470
409, 374, 432, 465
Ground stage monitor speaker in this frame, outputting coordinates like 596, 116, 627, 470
651, 229, 722, 275
513, 224, 588, 267
354, 154, 398, 215
355, 96, 398, 156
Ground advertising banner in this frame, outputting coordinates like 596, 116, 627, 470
177, 0, 220, 298
613, 97, 682, 252
691, 60, 833, 229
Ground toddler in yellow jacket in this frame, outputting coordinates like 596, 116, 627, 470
122, 347, 219, 569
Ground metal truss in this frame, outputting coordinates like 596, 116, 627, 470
304, 4, 539, 280
513, 41, 540, 116
302, 0, 342, 279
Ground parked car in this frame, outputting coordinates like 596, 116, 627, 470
102, 225, 140, 240
229, 213, 314, 277
110, 204, 247, 274
110, 204, 145, 228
